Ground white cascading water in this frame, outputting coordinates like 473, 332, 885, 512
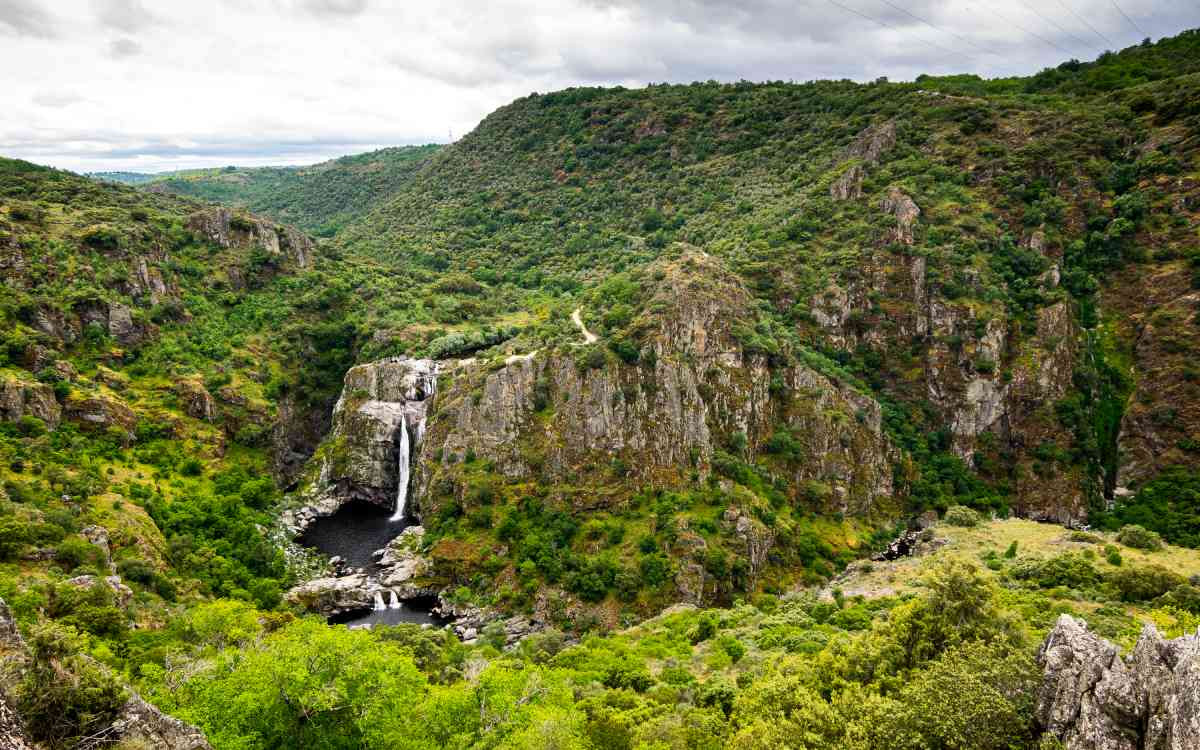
390, 420, 411, 522
388, 591, 400, 609
390, 363, 437, 523
372, 591, 386, 611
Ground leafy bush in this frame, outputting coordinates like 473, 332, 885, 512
944, 505, 982, 527
17, 622, 127, 748
1116, 524, 1163, 551
1010, 553, 1101, 591
1108, 564, 1185, 602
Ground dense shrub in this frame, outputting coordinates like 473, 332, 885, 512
1010, 553, 1101, 591
1108, 564, 1186, 602
944, 505, 982, 527
16, 622, 127, 748
1116, 524, 1164, 551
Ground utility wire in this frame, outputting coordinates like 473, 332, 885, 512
966, 3, 1075, 58
1054, 0, 1116, 49
1110, 0, 1148, 38
1015, 0, 1096, 55
873, 0, 1000, 57
826, 0, 972, 64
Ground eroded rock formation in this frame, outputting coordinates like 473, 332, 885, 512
1037, 614, 1200, 749
415, 250, 899, 519
186, 207, 314, 268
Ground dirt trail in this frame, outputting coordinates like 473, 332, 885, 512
571, 307, 597, 344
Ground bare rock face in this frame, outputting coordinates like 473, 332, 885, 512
846, 120, 897, 163
1037, 614, 1200, 749
186, 207, 314, 268
81, 524, 115, 573
830, 163, 864, 200
176, 379, 216, 421
286, 572, 373, 615
378, 525, 433, 594
65, 574, 133, 608
0, 376, 61, 429
271, 393, 334, 489
110, 693, 213, 750
0, 696, 33, 749
880, 187, 920, 245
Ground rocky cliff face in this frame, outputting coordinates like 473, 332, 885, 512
293, 249, 900, 532
186, 207, 314, 269
285, 357, 438, 530
0, 377, 60, 429
286, 249, 901, 614
414, 249, 899, 520
815, 121, 1087, 522
1037, 614, 1200, 749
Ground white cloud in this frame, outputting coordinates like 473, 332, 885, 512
1, 0, 1195, 172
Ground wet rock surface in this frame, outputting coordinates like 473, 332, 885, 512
284, 357, 438, 530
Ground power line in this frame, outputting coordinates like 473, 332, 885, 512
966, 3, 1075, 58
1054, 0, 1116, 49
1015, 0, 1096, 55
1110, 0, 1148, 38
873, 0, 1000, 57
826, 0, 971, 64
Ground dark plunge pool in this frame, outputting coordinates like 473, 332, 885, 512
297, 501, 449, 629
297, 499, 408, 569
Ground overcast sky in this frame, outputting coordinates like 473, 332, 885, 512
3, 0, 1196, 173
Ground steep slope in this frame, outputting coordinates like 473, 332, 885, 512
331, 30, 1200, 538
0, 157, 369, 746
127, 145, 440, 237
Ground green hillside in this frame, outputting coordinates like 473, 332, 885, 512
328, 33, 1200, 541
0, 27, 1199, 750
131, 145, 440, 237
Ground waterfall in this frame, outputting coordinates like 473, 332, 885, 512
390, 363, 436, 522
388, 591, 400, 609
372, 591, 386, 611
390, 420, 411, 521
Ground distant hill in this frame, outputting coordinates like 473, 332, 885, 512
88, 170, 167, 185
133, 145, 440, 237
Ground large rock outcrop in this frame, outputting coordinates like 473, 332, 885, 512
1036, 614, 1200, 749
0, 376, 61, 429
186, 207, 314, 268
285, 526, 437, 616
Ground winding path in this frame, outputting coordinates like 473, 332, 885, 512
571, 307, 598, 344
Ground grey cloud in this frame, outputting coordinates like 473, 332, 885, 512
108, 37, 142, 58
94, 0, 157, 33
0, 0, 57, 38
297, 0, 368, 17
